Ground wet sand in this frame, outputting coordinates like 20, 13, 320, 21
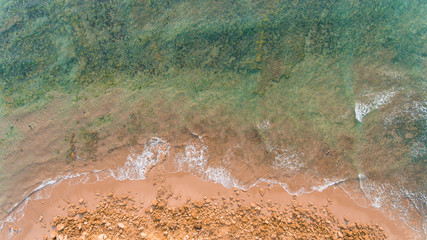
0, 166, 415, 240
0, 97, 422, 239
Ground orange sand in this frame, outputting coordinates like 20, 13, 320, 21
0, 166, 416, 239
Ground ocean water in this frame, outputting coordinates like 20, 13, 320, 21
0, 0, 426, 238
1, 136, 425, 238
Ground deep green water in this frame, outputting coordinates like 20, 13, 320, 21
0, 0, 426, 236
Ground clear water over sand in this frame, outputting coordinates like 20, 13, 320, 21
0, 0, 425, 238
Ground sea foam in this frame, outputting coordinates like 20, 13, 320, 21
358, 173, 427, 236
112, 137, 169, 180
355, 89, 397, 122
2, 136, 425, 238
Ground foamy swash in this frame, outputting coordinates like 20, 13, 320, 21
1, 137, 426, 238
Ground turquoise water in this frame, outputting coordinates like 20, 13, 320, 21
0, 0, 426, 237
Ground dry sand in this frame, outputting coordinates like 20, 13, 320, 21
0, 165, 415, 240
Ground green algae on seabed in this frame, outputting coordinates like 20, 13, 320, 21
0, 0, 426, 235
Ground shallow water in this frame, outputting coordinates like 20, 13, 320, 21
0, 0, 426, 238
1, 136, 425, 238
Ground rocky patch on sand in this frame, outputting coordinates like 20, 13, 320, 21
44, 182, 387, 240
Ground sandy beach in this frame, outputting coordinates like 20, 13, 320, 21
2, 0, 426, 239
0, 164, 416, 240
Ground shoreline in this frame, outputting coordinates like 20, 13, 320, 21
0, 166, 416, 240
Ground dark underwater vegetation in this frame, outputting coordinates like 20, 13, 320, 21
0, 0, 426, 235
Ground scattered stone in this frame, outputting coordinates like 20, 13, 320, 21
194, 222, 202, 230
98, 233, 107, 240
193, 201, 204, 208
57, 234, 68, 240
56, 223, 65, 231
157, 202, 165, 209
42, 186, 388, 240
77, 207, 87, 214
51, 231, 58, 238
151, 199, 159, 207
140, 232, 147, 238
68, 209, 76, 217
259, 188, 265, 197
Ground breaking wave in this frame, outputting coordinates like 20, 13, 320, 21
355, 89, 397, 122
0, 171, 100, 235
111, 137, 169, 180
358, 173, 427, 236
272, 148, 304, 172
1, 136, 425, 238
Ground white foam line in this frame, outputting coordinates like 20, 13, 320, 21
337, 185, 371, 208
203, 167, 242, 189
383, 98, 426, 126
169, 141, 347, 194
256, 178, 346, 196
0, 169, 107, 235
358, 173, 427, 238
1, 137, 169, 234
3, 136, 425, 238
111, 137, 170, 181
355, 89, 397, 122
272, 149, 304, 172
358, 173, 385, 208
